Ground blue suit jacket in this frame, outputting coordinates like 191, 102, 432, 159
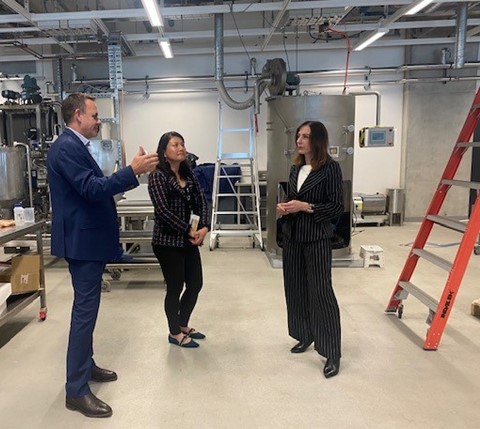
47, 128, 139, 261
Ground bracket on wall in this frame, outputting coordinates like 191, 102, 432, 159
143, 75, 150, 99
364, 66, 372, 90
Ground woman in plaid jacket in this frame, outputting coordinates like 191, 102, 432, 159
148, 131, 210, 348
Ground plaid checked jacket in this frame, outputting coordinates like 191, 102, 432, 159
148, 168, 210, 247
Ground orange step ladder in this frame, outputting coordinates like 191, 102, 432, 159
385, 88, 480, 350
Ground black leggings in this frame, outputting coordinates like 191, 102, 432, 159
153, 244, 203, 335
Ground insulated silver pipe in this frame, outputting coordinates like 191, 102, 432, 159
13, 142, 33, 208
349, 91, 381, 125
214, 13, 254, 110
69, 62, 480, 87
454, 3, 468, 69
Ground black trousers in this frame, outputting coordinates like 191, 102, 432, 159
282, 238, 341, 360
153, 244, 203, 335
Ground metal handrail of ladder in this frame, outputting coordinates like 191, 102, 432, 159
385, 88, 480, 350
209, 101, 264, 251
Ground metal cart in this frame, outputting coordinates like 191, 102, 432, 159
103, 200, 161, 291
0, 221, 47, 327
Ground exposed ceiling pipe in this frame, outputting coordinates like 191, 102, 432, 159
454, 3, 468, 69
348, 91, 381, 125
120, 75, 480, 95
66, 62, 480, 87
214, 12, 254, 110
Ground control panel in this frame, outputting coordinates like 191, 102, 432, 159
359, 127, 395, 147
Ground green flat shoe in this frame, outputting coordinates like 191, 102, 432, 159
184, 328, 206, 340
168, 335, 199, 348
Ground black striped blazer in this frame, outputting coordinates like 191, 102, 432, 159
284, 158, 344, 242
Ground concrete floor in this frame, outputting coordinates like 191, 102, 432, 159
0, 223, 479, 429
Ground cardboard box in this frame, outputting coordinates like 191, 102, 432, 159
0, 255, 40, 295
0, 282, 12, 318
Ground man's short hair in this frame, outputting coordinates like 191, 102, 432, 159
61, 93, 96, 125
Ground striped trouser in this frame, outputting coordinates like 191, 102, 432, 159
282, 238, 341, 360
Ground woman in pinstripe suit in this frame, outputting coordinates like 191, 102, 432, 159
277, 121, 344, 378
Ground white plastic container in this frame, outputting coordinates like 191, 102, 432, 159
13, 205, 25, 226
24, 207, 35, 223
0, 282, 12, 318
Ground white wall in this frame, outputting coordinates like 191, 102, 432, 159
6, 43, 472, 217
120, 84, 404, 200
352, 85, 404, 193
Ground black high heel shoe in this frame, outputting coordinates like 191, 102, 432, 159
323, 358, 340, 378
290, 341, 313, 354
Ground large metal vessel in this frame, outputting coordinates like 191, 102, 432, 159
0, 147, 26, 208
266, 94, 355, 261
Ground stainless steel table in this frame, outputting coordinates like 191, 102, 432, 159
0, 221, 47, 327
103, 201, 161, 290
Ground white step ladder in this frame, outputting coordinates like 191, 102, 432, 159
209, 102, 264, 251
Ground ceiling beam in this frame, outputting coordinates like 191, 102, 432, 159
261, 0, 291, 51
0, 0, 75, 54
0, 1, 462, 24
0, 0, 32, 20
4, 34, 479, 51
0, 16, 477, 40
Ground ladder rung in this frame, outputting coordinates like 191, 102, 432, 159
220, 153, 251, 159
219, 166, 253, 170
105, 262, 159, 269
213, 211, 258, 215
211, 230, 261, 236
220, 128, 251, 133
412, 249, 452, 271
398, 281, 439, 312
212, 224, 259, 230
426, 215, 467, 233
216, 193, 256, 197
457, 141, 480, 148
442, 179, 480, 189
217, 175, 243, 179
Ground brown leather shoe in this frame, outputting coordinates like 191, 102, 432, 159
66, 392, 112, 418
91, 364, 118, 382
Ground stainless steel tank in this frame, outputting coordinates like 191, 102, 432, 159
266, 95, 355, 259
89, 139, 124, 176
0, 147, 26, 204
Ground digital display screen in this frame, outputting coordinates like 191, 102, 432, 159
371, 131, 385, 142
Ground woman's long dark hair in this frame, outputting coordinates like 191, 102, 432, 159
293, 121, 331, 170
155, 131, 192, 178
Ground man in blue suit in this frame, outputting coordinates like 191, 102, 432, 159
47, 93, 158, 418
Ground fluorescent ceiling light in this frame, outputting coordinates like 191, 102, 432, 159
405, 0, 435, 16
141, 0, 163, 27
354, 28, 388, 51
159, 39, 173, 58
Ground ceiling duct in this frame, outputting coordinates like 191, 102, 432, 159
214, 12, 254, 110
